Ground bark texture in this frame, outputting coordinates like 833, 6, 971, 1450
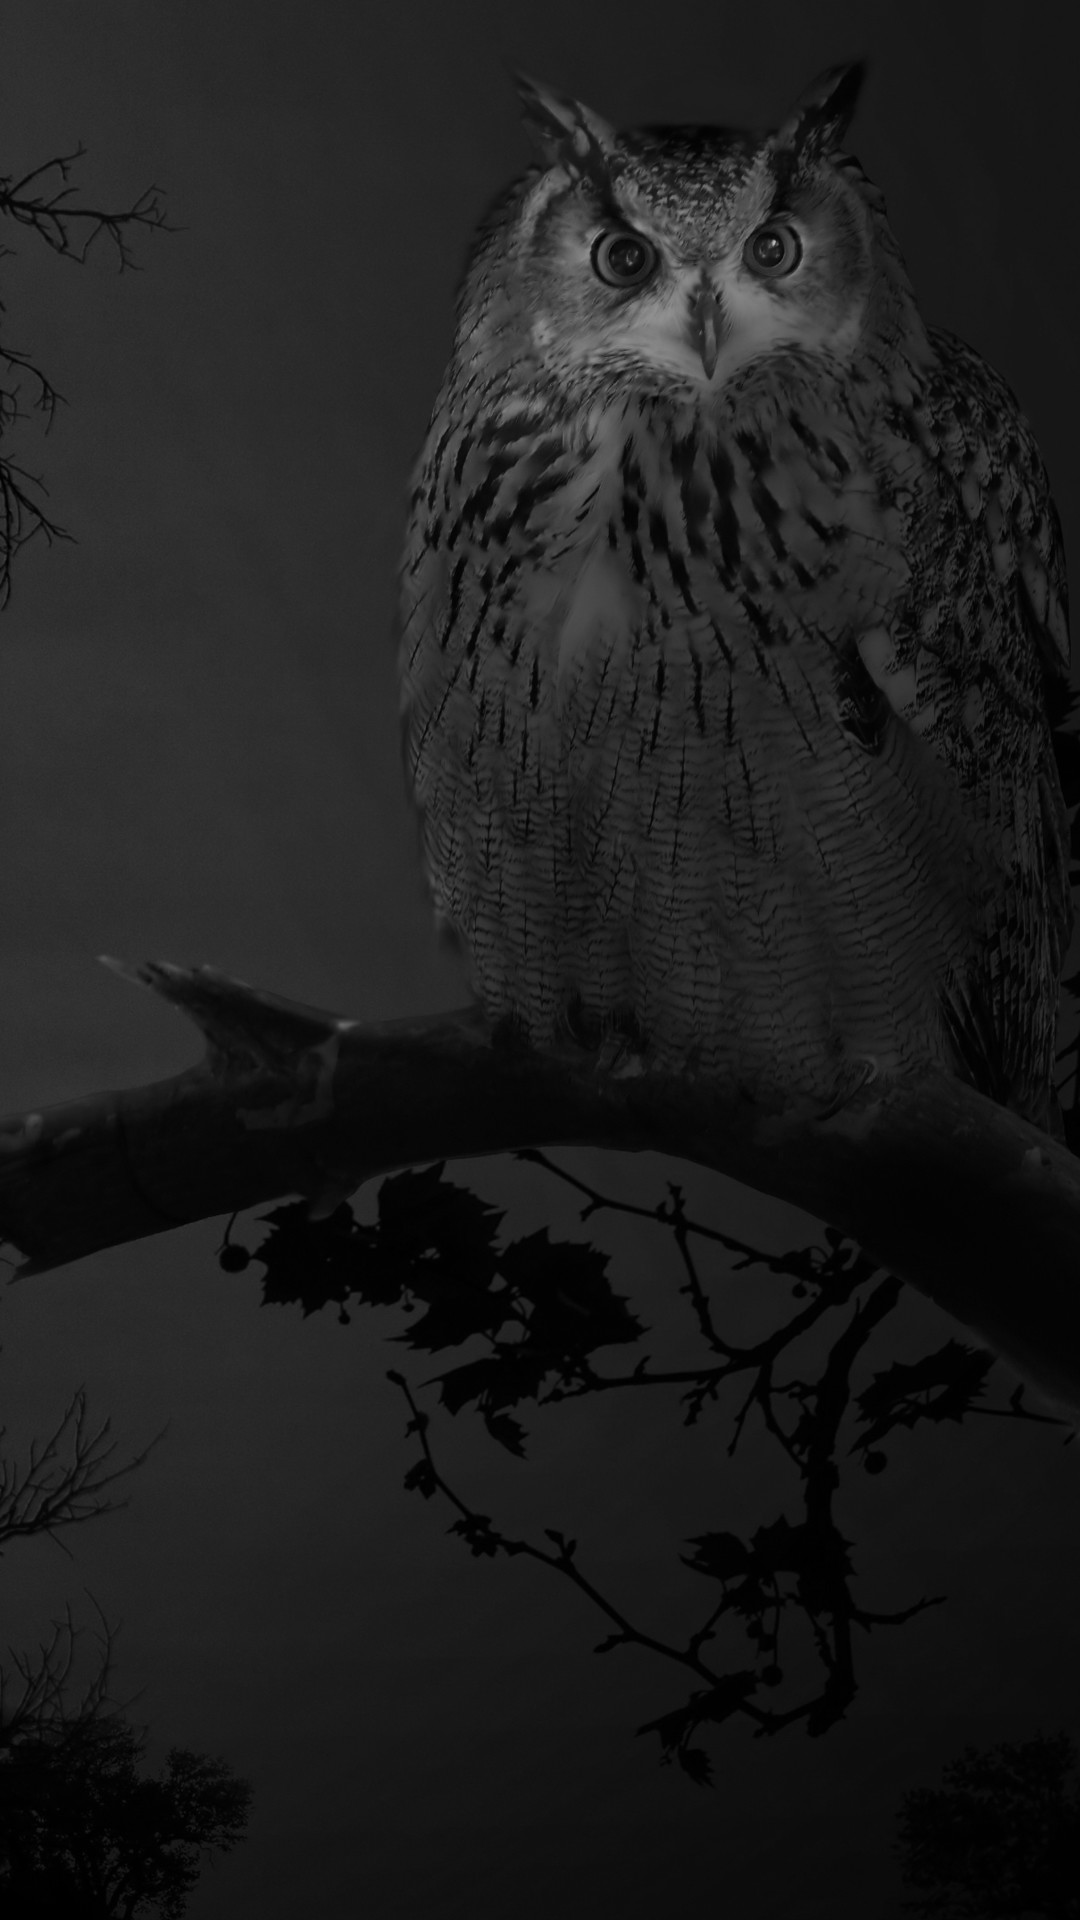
1, 960, 1078, 1421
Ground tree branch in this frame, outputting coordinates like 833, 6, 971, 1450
1, 960, 1078, 1422
0, 145, 170, 606
0, 148, 170, 266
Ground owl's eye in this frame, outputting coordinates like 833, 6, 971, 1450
743, 223, 803, 278
591, 229, 658, 288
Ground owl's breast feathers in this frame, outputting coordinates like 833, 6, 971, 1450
400, 336, 1071, 1127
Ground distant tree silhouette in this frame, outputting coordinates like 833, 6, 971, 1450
894, 1730, 1080, 1917
0, 1381, 248, 1912
0, 1716, 250, 1918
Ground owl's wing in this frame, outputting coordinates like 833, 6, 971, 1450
897, 327, 1072, 1126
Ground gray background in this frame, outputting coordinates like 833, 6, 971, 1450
1, 3, 1077, 1915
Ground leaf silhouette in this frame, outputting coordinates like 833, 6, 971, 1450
682, 1531, 751, 1581
499, 1231, 644, 1354
855, 1340, 994, 1448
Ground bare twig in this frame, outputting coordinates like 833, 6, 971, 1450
0, 148, 170, 267
0, 144, 169, 604
0, 1601, 125, 1749
0, 1388, 162, 1554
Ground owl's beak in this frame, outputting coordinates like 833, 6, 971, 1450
688, 287, 724, 381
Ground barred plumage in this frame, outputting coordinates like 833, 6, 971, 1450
399, 66, 1071, 1129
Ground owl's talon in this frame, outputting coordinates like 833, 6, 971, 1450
816, 1056, 882, 1120
594, 1033, 648, 1078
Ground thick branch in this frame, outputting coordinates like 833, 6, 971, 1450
1, 961, 1078, 1420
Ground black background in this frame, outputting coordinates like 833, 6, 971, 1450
1, 4, 1077, 1915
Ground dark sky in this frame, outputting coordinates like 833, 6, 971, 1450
1, 4, 1077, 1915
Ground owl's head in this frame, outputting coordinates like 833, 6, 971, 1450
459, 66, 921, 406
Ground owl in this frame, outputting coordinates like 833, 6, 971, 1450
398, 65, 1072, 1133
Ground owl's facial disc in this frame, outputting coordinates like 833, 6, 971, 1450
514, 140, 874, 395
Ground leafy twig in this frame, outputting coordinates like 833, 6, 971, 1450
233, 1155, 1068, 1784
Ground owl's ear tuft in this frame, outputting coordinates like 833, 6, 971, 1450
772, 62, 866, 159
515, 74, 618, 179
